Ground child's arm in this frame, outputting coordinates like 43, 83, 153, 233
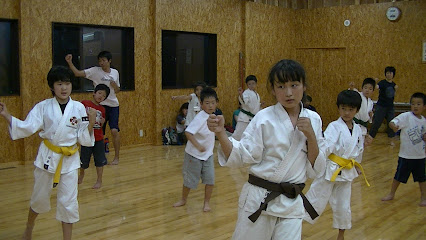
348, 81, 355, 90
185, 131, 206, 152
207, 114, 232, 158
86, 107, 96, 134
65, 54, 86, 77
171, 95, 191, 101
0, 102, 12, 125
296, 117, 319, 166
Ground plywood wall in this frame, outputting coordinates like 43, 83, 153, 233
0, 0, 424, 163
245, 2, 296, 107
295, 1, 426, 126
154, 0, 244, 137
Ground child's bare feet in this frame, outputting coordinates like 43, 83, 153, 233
173, 200, 186, 207
78, 175, 84, 184
203, 202, 211, 212
22, 224, 34, 240
419, 199, 426, 207
92, 181, 102, 189
381, 194, 394, 201
109, 158, 119, 165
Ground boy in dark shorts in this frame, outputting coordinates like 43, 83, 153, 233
79, 84, 110, 189
381, 92, 426, 207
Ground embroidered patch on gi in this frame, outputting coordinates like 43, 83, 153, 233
69, 117, 78, 125
81, 117, 89, 122
44, 164, 49, 170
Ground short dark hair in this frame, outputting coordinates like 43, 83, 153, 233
200, 87, 218, 102
337, 90, 362, 110
98, 51, 112, 61
47, 66, 74, 89
305, 95, 312, 102
245, 75, 257, 83
410, 92, 425, 105
193, 81, 206, 91
268, 59, 306, 90
94, 84, 110, 99
384, 66, 396, 77
362, 78, 376, 90
179, 102, 189, 112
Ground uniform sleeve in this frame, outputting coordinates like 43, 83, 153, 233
9, 103, 44, 140
76, 104, 95, 147
83, 67, 95, 81
217, 119, 264, 168
390, 113, 406, 130
185, 113, 204, 135
322, 123, 340, 157
115, 70, 120, 87
306, 115, 326, 178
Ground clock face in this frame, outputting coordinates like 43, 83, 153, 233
386, 7, 401, 21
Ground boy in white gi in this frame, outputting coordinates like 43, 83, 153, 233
173, 87, 218, 212
304, 90, 370, 240
171, 82, 206, 127
349, 77, 376, 146
207, 59, 326, 240
232, 75, 262, 141
66, 51, 121, 165
0, 66, 96, 240
381, 92, 426, 207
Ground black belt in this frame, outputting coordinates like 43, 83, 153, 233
247, 174, 319, 222
240, 109, 255, 118
353, 117, 368, 128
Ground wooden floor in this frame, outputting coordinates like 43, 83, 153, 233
0, 134, 425, 240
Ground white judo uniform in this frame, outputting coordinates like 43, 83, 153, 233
218, 103, 326, 240
9, 97, 95, 223
232, 89, 261, 140
186, 93, 201, 127
353, 89, 373, 137
304, 117, 364, 230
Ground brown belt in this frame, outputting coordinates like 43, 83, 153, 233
247, 174, 319, 222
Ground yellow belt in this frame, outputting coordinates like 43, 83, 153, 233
43, 139, 79, 188
328, 153, 370, 187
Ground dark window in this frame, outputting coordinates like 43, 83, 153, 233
52, 23, 135, 92
162, 30, 217, 89
0, 19, 19, 96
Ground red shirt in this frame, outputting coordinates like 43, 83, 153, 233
81, 100, 106, 141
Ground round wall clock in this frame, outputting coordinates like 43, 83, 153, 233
386, 7, 401, 21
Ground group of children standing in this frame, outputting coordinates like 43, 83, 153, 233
0, 55, 424, 240
169, 60, 425, 240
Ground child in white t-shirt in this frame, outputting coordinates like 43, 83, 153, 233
381, 92, 426, 207
173, 87, 218, 212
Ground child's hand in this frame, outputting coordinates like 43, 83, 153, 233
0, 102, 7, 116
100, 117, 105, 126
207, 114, 225, 133
65, 54, 72, 63
87, 108, 97, 124
368, 111, 374, 119
365, 134, 373, 146
0, 102, 12, 123
238, 87, 243, 96
171, 96, 177, 100
198, 145, 206, 152
296, 117, 315, 139
349, 81, 355, 89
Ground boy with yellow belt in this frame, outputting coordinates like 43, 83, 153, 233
0, 66, 95, 240
304, 90, 370, 240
